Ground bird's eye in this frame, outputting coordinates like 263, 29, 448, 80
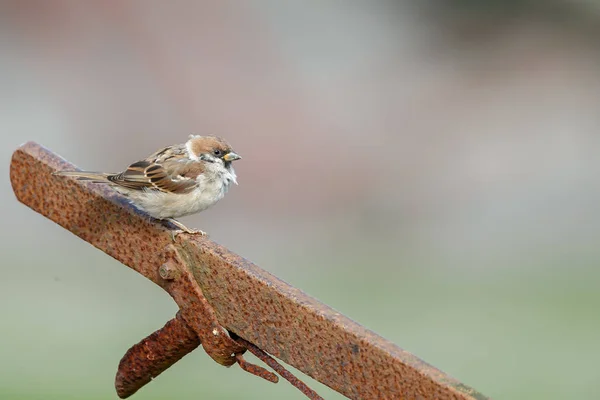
213, 149, 222, 156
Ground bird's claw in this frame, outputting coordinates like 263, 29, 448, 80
171, 228, 207, 239
164, 218, 208, 240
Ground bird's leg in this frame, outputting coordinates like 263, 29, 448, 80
164, 218, 207, 238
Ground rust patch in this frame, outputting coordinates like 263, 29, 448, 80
115, 313, 200, 398
233, 334, 324, 400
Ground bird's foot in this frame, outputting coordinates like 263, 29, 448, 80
165, 218, 208, 240
170, 229, 207, 241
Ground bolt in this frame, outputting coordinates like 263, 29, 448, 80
159, 262, 177, 280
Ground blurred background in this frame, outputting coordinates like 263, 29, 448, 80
2, 1, 600, 399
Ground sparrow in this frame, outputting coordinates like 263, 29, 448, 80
55, 135, 241, 235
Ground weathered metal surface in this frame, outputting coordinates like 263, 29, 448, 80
116, 313, 311, 398
11, 141, 490, 400
234, 352, 279, 384
233, 334, 324, 400
159, 244, 246, 366
115, 312, 200, 398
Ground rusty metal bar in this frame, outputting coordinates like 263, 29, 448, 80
10, 141, 489, 400
115, 312, 200, 398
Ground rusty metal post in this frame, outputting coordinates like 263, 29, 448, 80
10, 141, 490, 400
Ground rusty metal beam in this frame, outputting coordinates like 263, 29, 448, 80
10, 141, 489, 400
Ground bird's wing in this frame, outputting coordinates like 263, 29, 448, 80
108, 158, 204, 194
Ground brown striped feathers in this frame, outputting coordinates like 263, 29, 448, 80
54, 135, 241, 233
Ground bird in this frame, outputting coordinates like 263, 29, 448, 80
54, 135, 241, 235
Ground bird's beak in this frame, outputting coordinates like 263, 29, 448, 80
222, 152, 242, 162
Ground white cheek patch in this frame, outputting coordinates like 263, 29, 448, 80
185, 140, 199, 161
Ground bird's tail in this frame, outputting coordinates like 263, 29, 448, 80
53, 170, 113, 183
